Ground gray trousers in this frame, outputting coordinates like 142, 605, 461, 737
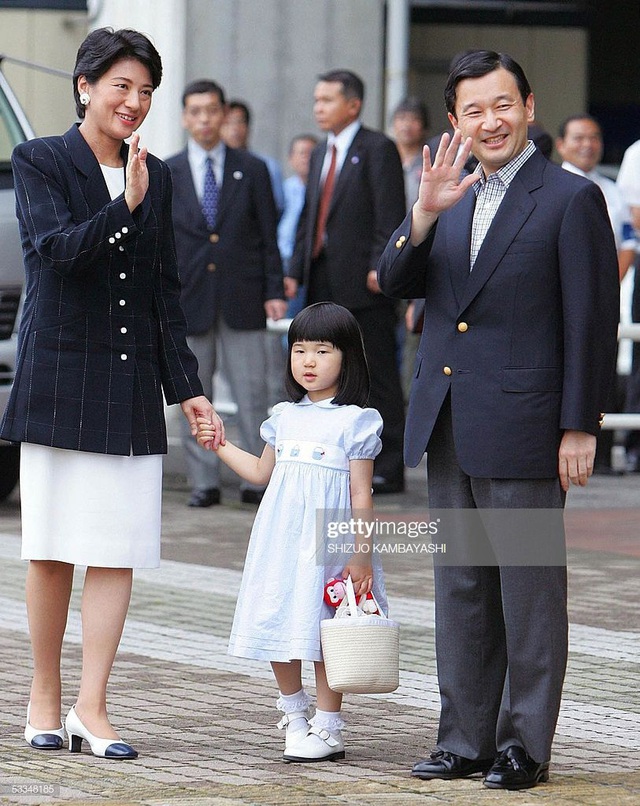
426, 396, 568, 764
182, 319, 269, 492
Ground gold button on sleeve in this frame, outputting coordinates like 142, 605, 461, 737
443, 366, 452, 376
207, 263, 216, 272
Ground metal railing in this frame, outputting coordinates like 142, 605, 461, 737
0, 54, 72, 79
602, 323, 640, 430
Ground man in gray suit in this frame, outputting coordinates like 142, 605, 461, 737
378, 51, 619, 790
166, 80, 286, 506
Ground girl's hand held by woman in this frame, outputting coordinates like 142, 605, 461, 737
181, 397, 224, 449
196, 415, 219, 451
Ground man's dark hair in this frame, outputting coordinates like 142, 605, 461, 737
392, 96, 430, 131
73, 27, 162, 119
285, 302, 370, 407
227, 100, 251, 126
317, 69, 365, 103
288, 133, 318, 154
444, 50, 531, 117
181, 79, 225, 108
557, 114, 601, 140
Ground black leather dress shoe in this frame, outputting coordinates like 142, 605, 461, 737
411, 750, 494, 780
372, 475, 405, 495
188, 488, 221, 507
240, 489, 264, 505
483, 745, 549, 790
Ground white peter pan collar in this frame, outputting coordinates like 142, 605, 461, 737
298, 394, 338, 408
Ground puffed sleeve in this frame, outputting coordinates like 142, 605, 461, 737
259, 401, 290, 447
345, 407, 383, 460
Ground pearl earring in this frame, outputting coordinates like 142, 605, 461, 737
79, 92, 90, 107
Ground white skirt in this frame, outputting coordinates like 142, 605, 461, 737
20, 443, 162, 568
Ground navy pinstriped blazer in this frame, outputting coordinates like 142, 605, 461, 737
0, 124, 203, 455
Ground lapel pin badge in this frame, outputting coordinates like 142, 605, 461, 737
351, 155, 359, 164
233, 170, 243, 180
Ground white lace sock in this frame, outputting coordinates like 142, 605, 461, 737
276, 689, 312, 735
310, 708, 345, 734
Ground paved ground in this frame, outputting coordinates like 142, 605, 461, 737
0, 456, 639, 806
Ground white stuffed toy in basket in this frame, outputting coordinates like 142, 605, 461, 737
320, 575, 399, 694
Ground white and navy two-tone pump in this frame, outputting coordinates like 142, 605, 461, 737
65, 706, 138, 759
24, 703, 65, 750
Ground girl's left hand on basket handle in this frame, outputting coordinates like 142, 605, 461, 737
342, 564, 373, 597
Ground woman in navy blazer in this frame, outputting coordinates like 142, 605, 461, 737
1, 29, 220, 759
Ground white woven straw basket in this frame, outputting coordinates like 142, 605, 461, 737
320, 576, 400, 694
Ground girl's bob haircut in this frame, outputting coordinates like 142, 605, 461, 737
285, 302, 370, 408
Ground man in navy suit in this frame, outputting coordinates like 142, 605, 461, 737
166, 80, 286, 507
288, 70, 407, 493
378, 51, 619, 790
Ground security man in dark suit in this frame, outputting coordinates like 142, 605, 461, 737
166, 80, 286, 507
288, 69, 407, 493
378, 51, 619, 790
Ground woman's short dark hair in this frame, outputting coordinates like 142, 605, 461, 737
73, 28, 163, 119
444, 50, 531, 117
285, 302, 370, 408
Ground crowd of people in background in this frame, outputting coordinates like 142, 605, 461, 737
174, 68, 639, 506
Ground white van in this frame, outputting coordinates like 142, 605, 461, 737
0, 68, 34, 500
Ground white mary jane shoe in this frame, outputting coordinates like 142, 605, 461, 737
277, 711, 310, 753
282, 725, 345, 763
24, 703, 65, 750
65, 706, 138, 759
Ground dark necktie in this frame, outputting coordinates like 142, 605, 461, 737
313, 144, 337, 258
202, 156, 219, 230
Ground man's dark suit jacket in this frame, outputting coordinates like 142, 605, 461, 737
378, 149, 620, 476
289, 126, 406, 309
166, 146, 283, 335
0, 125, 202, 456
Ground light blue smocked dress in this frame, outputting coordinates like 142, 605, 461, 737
227, 395, 387, 662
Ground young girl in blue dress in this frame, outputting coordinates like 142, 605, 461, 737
197, 302, 387, 763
